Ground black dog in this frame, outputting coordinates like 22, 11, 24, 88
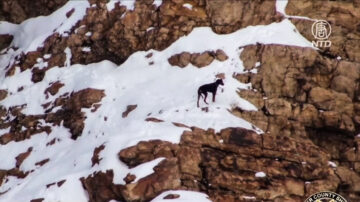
197, 79, 224, 107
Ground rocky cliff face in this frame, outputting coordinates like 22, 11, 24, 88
0, 0, 68, 23
1, 0, 360, 201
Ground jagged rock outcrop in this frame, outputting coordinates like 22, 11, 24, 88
82, 127, 341, 201
168, 49, 228, 68
0, 34, 13, 50
234, 44, 360, 201
0, 88, 105, 145
285, 0, 360, 63
3, 0, 281, 82
0, 0, 68, 23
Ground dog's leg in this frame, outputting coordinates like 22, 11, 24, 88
212, 92, 216, 102
197, 93, 201, 107
204, 92, 208, 104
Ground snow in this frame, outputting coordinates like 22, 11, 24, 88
276, 0, 288, 16
151, 190, 211, 202
255, 172, 266, 178
0, 1, 319, 201
44, 54, 52, 59
0, 1, 89, 53
183, 3, 193, 10
129, 158, 165, 183
328, 161, 337, 168
85, 31, 92, 37
64, 47, 72, 67
276, 0, 312, 20
107, 0, 135, 11
154, 0, 163, 8
147, 27, 155, 32
81, 47, 91, 52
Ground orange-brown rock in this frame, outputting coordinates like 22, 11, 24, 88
44, 81, 64, 97
122, 105, 137, 118
121, 158, 181, 201
112, 127, 339, 201
81, 170, 124, 202
0, 0, 67, 23
168, 50, 228, 68
5, 0, 281, 81
91, 144, 105, 167
15, 147, 32, 168
286, 0, 360, 63
0, 34, 12, 51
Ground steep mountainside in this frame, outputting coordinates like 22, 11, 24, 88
0, 0, 360, 202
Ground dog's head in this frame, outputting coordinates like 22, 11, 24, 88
216, 79, 224, 86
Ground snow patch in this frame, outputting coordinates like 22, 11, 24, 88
151, 190, 211, 202
153, 0, 163, 8
85, 31, 92, 37
183, 3, 193, 10
82, 47, 91, 52
328, 161, 337, 168
129, 158, 165, 183
276, 0, 312, 20
255, 172, 266, 178
64, 47, 72, 67
107, 0, 135, 11
0, 1, 89, 53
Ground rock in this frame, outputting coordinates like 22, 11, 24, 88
206, 0, 282, 33
122, 105, 137, 118
145, 117, 164, 122
15, 147, 32, 168
91, 144, 105, 167
0, 34, 13, 50
118, 140, 177, 168
10, 0, 281, 75
163, 194, 180, 199
286, 0, 360, 63
284, 178, 304, 196
57, 179, 66, 187
331, 75, 356, 99
43, 88, 105, 140
35, 158, 50, 167
44, 81, 64, 97
30, 199, 44, 202
81, 170, 124, 202
309, 87, 353, 115
190, 51, 215, 67
0, 170, 6, 186
168, 52, 191, 68
168, 50, 229, 68
335, 166, 360, 192
264, 98, 292, 117
123, 173, 136, 184
0, 90, 7, 101
215, 49, 228, 61
234, 73, 253, 83
122, 158, 181, 201
114, 127, 336, 201
0, 0, 68, 23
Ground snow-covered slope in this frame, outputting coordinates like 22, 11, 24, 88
0, 1, 314, 201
